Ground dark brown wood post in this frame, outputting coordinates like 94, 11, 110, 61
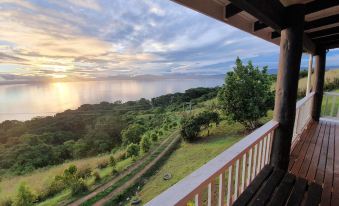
312, 49, 326, 121
270, 5, 305, 171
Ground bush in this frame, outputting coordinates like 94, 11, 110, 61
111, 168, 119, 176
218, 57, 274, 130
97, 159, 109, 169
181, 111, 220, 142
140, 135, 152, 153
109, 156, 116, 167
92, 171, 101, 182
60, 165, 88, 195
126, 143, 139, 158
77, 166, 92, 179
0, 198, 13, 206
121, 124, 146, 145
13, 183, 35, 206
38, 177, 65, 201
151, 133, 158, 142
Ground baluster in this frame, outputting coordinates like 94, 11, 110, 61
208, 181, 216, 206
324, 95, 329, 116
266, 132, 273, 163
219, 172, 225, 206
234, 160, 240, 198
262, 137, 267, 166
195, 192, 203, 206
257, 141, 262, 172
226, 166, 233, 206
247, 149, 252, 186
241, 154, 246, 193
331, 95, 336, 117
252, 144, 258, 179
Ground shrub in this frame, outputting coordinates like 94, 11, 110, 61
92, 171, 101, 182
0, 198, 13, 206
61, 165, 88, 195
77, 166, 92, 179
121, 124, 146, 145
157, 130, 163, 136
38, 176, 65, 201
126, 143, 139, 158
151, 133, 158, 142
13, 183, 35, 206
181, 111, 220, 142
111, 168, 119, 176
109, 156, 116, 167
97, 159, 109, 169
218, 57, 274, 130
140, 135, 152, 153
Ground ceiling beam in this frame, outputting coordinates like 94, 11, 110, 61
314, 33, 339, 44
271, 31, 280, 39
253, 21, 268, 31
305, 14, 339, 30
308, 26, 339, 39
225, 3, 242, 19
305, 0, 339, 15
229, 0, 285, 31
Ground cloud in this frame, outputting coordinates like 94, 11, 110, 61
0, 0, 338, 82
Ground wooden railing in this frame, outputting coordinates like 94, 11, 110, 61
145, 120, 279, 206
322, 92, 339, 119
291, 92, 315, 149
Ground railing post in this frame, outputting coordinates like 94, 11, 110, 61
270, 5, 304, 171
312, 49, 326, 121
306, 54, 313, 95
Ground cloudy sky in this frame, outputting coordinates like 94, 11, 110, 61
0, 0, 338, 82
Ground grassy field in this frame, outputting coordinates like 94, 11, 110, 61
133, 118, 263, 204
298, 69, 339, 91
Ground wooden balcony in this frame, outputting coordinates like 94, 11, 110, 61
145, 93, 338, 206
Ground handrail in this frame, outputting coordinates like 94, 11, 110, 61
145, 120, 279, 206
292, 92, 315, 149
322, 92, 339, 118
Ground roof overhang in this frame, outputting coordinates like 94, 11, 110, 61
172, 0, 339, 54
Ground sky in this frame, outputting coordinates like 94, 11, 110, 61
0, 0, 338, 82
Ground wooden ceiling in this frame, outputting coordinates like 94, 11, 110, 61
172, 0, 339, 54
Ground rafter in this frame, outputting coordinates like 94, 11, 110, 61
225, 3, 242, 19
253, 21, 268, 32
308, 26, 339, 39
305, 0, 339, 15
305, 14, 339, 30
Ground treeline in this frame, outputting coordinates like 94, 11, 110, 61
151, 87, 219, 108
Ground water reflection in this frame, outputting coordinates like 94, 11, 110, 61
0, 78, 223, 122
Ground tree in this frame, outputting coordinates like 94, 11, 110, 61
121, 124, 146, 145
59, 165, 87, 195
218, 57, 274, 130
13, 183, 35, 206
140, 135, 152, 153
180, 111, 220, 142
126, 143, 139, 158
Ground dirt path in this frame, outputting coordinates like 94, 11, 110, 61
93, 133, 181, 206
68, 131, 179, 206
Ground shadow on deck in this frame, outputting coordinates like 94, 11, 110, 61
289, 119, 339, 205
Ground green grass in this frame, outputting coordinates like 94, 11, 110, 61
321, 89, 339, 117
298, 69, 339, 91
135, 121, 245, 204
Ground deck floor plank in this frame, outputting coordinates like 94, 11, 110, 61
315, 122, 331, 184
321, 123, 335, 205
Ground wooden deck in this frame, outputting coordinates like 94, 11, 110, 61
289, 120, 339, 206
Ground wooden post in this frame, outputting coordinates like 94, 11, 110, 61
306, 54, 313, 95
270, 5, 304, 171
312, 49, 326, 121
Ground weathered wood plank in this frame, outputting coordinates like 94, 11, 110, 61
285, 177, 308, 206
304, 182, 323, 206
298, 122, 322, 177
233, 165, 273, 206
306, 122, 327, 181
331, 123, 339, 205
248, 169, 285, 206
321, 122, 334, 205
267, 173, 296, 206
315, 121, 331, 184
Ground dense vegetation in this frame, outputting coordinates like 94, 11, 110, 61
0, 87, 219, 177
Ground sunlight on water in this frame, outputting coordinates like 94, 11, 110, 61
0, 78, 223, 122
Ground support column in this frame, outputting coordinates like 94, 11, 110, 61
312, 50, 326, 121
270, 5, 304, 171
306, 54, 313, 95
